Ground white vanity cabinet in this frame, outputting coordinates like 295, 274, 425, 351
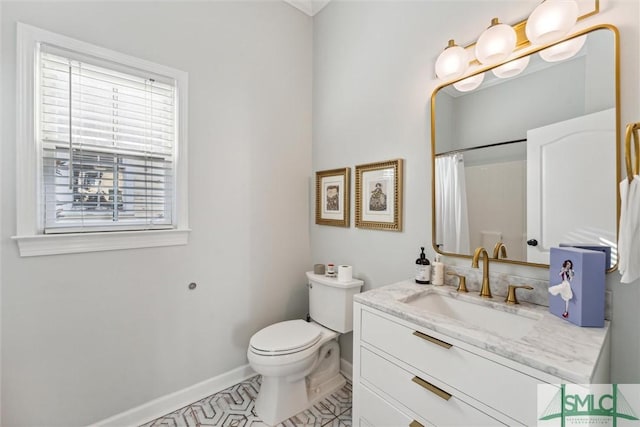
352, 302, 610, 427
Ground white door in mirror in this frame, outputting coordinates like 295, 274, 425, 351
526, 108, 616, 265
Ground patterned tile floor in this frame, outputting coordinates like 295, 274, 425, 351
140, 375, 352, 427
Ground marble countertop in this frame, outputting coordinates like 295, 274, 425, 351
354, 280, 610, 383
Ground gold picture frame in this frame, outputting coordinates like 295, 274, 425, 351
355, 159, 403, 231
315, 167, 350, 227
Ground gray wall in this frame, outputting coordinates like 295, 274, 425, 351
450, 58, 587, 150
312, 0, 640, 381
0, 2, 312, 426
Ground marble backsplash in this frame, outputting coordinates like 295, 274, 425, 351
443, 265, 612, 321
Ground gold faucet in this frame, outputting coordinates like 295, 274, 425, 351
471, 247, 492, 298
505, 285, 534, 304
446, 272, 468, 293
492, 242, 508, 259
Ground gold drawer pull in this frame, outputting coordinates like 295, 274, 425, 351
412, 330, 452, 349
412, 376, 452, 401
409, 421, 424, 427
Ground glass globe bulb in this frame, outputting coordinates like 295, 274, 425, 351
435, 40, 469, 81
492, 56, 530, 79
453, 72, 485, 92
539, 35, 586, 62
475, 18, 517, 65
525, 0, 579, 46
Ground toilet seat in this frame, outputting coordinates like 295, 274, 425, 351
250, 320, 322, 356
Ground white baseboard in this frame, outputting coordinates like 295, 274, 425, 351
340, 358, 353, 382
89, 364, 256, 427
91, 359, 352, 427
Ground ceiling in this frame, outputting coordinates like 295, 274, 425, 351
283, 0, 331, 16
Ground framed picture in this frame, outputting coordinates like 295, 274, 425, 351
355, 159, 403, 231
315, 167, 350, 227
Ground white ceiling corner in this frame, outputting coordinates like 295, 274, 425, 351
283, 0, 331, 16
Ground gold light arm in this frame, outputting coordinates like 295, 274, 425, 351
579, 0, 600, 21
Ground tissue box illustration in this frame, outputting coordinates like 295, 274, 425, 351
559, 243, 611, 271
549, 247, 605, 327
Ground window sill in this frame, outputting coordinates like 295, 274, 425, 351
12, 228, 190, 257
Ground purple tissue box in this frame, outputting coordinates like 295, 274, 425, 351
549, 247, 605, 327
559, 243, 611, 271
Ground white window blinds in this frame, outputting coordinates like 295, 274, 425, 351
39, 44, 177, 233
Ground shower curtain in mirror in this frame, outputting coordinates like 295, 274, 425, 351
435, 153, 470, 254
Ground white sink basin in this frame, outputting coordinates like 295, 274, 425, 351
402, 292, 540, 340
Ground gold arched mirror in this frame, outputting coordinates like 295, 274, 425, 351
431, 25, 620, 271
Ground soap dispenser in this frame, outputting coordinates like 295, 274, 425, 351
415, 247, 431, 284
432, 255, 444, 286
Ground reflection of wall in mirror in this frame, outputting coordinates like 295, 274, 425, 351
438, 58, 585, 156
465, 160, 526, 260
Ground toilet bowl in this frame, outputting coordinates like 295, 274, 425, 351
247, 319, 343, 425
247, 272, 364, 426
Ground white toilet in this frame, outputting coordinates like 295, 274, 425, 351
247, 271, 364, 425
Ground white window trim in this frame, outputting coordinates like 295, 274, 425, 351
13, 23, 189, 256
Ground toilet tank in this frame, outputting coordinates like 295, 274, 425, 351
306, 271, 364, 333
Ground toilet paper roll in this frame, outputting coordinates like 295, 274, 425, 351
337, 265, 353, 282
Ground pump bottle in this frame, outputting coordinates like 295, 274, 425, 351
415, 247, 431, 284
432, 255, 445, 286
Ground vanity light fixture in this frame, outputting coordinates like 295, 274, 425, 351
453, 72, 485, 92
538, 34, 587, 62
433, 0, 599, 85
525, 0, 580, 46
435, 39, 469, 81
475, 18, 517, 65
492, 56, 530, 79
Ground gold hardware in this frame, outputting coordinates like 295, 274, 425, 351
411, 376, 452, 401
471, 247, 492, 298
625, 122, 639, 182
579, 0, 600, 21
412, 330, 452, 349
410, 421, 424, 427
446, 272, 468, 293
505, 285, 534, 304
492, 242, 508, 259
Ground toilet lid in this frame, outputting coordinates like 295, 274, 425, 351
250, 320, 322, 354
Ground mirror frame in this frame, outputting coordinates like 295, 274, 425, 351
430, 24, 621, 271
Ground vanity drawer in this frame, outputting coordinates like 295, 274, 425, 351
360, 308, 542, 424
358, 383, 424, 427
361, 347, 504, 426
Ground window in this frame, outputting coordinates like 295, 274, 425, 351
15, 24, 189, 256
40, 48, 176, 232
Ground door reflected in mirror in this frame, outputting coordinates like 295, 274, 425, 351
432, 26, 619, 270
